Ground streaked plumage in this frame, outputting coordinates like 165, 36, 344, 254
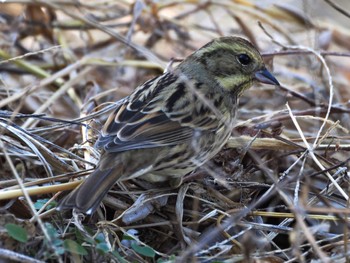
58, 36, 279, 214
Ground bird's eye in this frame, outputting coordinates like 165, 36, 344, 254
237, 54, 252, 66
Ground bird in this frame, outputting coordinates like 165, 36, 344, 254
57, 36, 279, 214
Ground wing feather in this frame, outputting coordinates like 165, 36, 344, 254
95, 72, 222, 153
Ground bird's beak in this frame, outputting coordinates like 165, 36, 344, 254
255, 68, 280, 86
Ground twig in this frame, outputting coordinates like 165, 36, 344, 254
263, 50, 350, 58
286, 103, 348, 200
0, 180, 82, 200
0, 45, 62, 65
0, 248, 44, 263
324, 0, 350, 18
0, 141, 63, 263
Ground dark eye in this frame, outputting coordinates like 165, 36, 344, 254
237, 54, 252, 66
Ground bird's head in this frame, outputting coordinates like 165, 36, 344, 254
179, 36, 279, 96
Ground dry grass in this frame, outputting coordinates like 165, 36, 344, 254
1, 0, 350, 262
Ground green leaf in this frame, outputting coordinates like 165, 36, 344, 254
95, 232, 106, 243
131, 243, 155, 258
63, 239, 88, 255
112, 250, 127, 263
45, 223, 59, 238
157, 257, 176, 263
5, 223, 28, 243
34, 199, 47, 210
34, 199, 56, 210
75, 227, 93, 244
122, 234, 134, 240
56, 246, 65, 255
96, 242, 109, 254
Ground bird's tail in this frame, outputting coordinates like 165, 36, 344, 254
57, 167, 121, 214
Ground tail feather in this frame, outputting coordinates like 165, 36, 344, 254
57, 167, 121, 214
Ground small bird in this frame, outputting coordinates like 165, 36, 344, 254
58, 36, 279, 214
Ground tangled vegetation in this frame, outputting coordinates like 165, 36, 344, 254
1, 1, 350, 262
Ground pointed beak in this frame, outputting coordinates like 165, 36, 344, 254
254, 68, 280, 86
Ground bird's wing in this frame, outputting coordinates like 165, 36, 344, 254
95, 73, 221, 153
